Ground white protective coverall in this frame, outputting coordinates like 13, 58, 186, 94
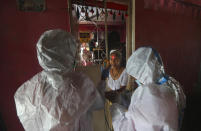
14, 29, 99, 131
112, 47, 186, 131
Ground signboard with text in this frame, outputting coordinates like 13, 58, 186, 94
79, 32, 90, 43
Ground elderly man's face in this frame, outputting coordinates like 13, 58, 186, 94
110, 54, 120, 67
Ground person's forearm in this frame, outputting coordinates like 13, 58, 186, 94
116, 86, 126, 93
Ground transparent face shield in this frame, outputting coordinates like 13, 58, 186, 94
73, 41, 81, 71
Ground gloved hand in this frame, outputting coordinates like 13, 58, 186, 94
101, 68, 109, 80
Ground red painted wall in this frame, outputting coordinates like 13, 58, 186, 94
0, 0, 70, 130
136, 0, 201, 95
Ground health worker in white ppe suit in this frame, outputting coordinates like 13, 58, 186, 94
111, 47, 186, 131
14, 29, 102, 131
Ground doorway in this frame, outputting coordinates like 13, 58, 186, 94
69, 0, 129, 66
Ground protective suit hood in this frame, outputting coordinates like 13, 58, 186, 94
14, 29, 97, 131
112, 47, 186, 131
126, 47, 165, 85
37, 29, 78, 74
126, 47, 185, 110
